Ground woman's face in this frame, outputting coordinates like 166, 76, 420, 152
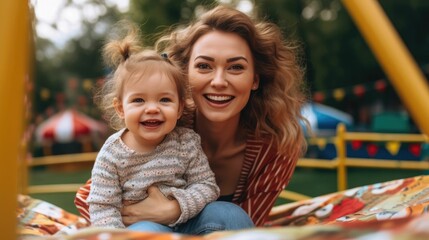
188, 30, 259, 123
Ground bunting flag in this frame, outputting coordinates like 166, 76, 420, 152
333, 88, 346, 101
313, 92, 325, 103
307, 139, 422, 158
409, 143, 421, 157
386, 141, 401, 156
366, 143, 379, 157
351, 140, 363, 150
312, 79, 389, 103
316, 138, 327, 150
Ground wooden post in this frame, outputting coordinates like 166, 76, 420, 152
342, 0, 429, 136
0, 1, 29, 238
336, 123, 347, 191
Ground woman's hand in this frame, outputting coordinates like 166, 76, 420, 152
121, 186, 181, 226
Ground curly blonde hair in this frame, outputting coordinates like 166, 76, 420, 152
156, 5, 307, 157
95, 21, 194, 130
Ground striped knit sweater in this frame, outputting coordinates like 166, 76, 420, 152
87, 127, 219, 228
76, 131, 298, 227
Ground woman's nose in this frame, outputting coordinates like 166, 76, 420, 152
210, 69, 228, 88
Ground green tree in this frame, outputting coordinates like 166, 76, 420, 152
32, 1, 124, 117
129, 0, 219, 46
256, 0, 429, 112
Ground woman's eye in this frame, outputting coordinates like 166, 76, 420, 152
229, 64, 244, 71
196, 63, 211, 70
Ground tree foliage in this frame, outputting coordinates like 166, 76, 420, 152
129, 0, 217, 46
255, 0, 429, 114
32, 0, 429, 122
32, 1, 124, 117
256, 0, 429, 90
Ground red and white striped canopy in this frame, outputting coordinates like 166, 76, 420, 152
35, 109, 107, 143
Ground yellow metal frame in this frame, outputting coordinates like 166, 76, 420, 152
0, 1, 29, 238
342, 0, 429, 135
26, 152, 314, 202
27, 152, 97, 194
297, 123, 429, 191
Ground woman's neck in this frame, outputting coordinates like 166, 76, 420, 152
195, 112, 245, 157
195, 112, 247, 195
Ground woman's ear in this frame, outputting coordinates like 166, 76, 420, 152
252, 75, 260, 90
113, 97, 125, 119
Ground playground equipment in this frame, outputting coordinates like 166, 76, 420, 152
0, 2, 28, 239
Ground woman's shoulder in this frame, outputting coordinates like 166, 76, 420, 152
245, 130, 273, 147
245, 131, 287, 160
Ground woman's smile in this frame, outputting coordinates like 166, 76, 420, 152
204, 94, 235, 104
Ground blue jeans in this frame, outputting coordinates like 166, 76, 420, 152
127, 201, 254, 235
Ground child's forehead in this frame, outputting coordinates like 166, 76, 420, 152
127, 69, 175, 84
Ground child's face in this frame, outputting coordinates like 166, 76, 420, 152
115, 71, 182, 151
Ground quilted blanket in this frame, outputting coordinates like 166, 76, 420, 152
18, 175, 429, 240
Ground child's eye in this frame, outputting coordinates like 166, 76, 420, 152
160, 98, 172, 103
132, 98, 144, 103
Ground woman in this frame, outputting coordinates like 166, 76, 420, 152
75, 4, 307, 232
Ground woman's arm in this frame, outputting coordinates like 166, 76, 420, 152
239, 190, 281, 226
121, 186, 181, 226
239, 151, 298, 226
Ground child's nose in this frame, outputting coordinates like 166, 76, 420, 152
144, 103, 160, 114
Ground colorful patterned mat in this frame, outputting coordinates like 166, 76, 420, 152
18, 175, 429, 239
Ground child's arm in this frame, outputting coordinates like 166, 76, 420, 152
87, 148, 125, 228
168, 130, 220, 226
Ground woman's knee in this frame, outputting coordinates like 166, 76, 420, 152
178, 201, 253, 235
200, 201, 254, 228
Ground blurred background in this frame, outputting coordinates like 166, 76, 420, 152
27, 0, 429, 213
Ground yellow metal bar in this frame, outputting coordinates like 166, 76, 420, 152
344, 132, 428, 142
28, 184, 84, 194
29, 152, 98, 167
0, 1, 28, 238
347, 158, 429, 170
307, 137, 337, 145
297, 158, 338, 169
342, 0, 429, 136
278, 190, 311, 202
336, 124, 347, 191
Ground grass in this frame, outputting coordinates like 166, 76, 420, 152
28, 166, 92, 214
28, 165, 428, 215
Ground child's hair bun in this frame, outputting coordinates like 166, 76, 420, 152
102, 20, 143, 68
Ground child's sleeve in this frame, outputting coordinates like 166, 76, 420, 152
87, 146, 125, 228
168, 130, 220, 226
